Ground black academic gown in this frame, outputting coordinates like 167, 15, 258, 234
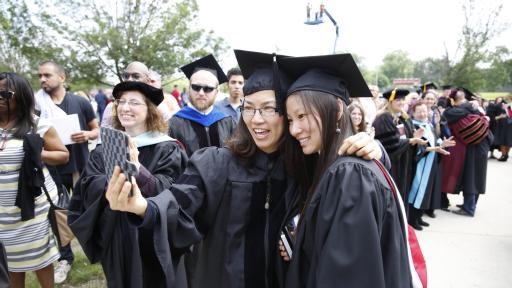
142, 147, 299, 288
68, 140, 190, 288
373, 113, 416, 201
285, 157, 412, 288
168, 116, 235, 156
444, 103, 492, 195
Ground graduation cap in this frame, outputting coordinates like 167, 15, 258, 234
441, 84, 454, 90
459, 87, 477, 101
113, 81, 164, 106
382, 88, 410, 101
279, 53, 371, 105
234, 49, 291, 113
180, 54, 228, 84
420, 82, 438, 93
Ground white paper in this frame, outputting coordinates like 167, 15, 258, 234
48, 114, 81, 145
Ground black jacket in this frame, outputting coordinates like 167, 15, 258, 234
15, 133, 45, 221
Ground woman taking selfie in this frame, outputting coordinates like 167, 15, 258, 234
68, 81, 187, 287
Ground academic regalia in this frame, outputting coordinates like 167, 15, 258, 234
169, 54, 235, 156
488, 103, 512, 147
409, 120, 443, 211
140, 147, 299, 288
68, 139, 190, 288
285, 157, 412, 288
168, 107, 235, 156
441, 103, 491, 196
373, 112, 416, 202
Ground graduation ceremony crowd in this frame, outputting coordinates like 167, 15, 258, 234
0, 48, 510, 288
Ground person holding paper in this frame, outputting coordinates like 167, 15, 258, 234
68, 81, 188, 287
36, 60, 99, 284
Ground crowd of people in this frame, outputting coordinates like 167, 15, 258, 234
0, 49, 509, 288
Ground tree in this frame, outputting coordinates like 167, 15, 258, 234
444, 0, 505, 91
483, 46, 511, 91
379, 50, 415, 83
413, 57, 450, 86
5, 0, 227, 88
0, 0, 65, 81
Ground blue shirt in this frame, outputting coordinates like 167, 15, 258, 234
214, 97, 241, 123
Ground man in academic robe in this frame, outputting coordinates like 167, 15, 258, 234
442, 88, 492, 216
168, 55, 235, 156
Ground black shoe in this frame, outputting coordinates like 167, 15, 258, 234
410, 222, 423, 231
456, 204, 463, 209
440, 207, 450, 212
425, 210, 436, 218
418, 218, 430, 227
498, 155, 508, 162
452, 208, 474, 217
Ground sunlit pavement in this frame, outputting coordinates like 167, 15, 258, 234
416, 154, 512, 288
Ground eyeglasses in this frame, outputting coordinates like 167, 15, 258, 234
190, 84, 216, 93
0, 90, 14, 100
241, 106, 280, 119
121, 72, 147, 81
114, 99, 147, 108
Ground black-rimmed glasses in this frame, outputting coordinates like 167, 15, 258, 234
240, 106, 280, 118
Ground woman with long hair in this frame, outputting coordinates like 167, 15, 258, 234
348, 102, 367, 133
0, 72, 69, 288
280, 54, 414, 287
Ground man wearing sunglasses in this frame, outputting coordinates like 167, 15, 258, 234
168, 54, 235, 157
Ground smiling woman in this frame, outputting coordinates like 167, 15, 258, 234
68, 81, 188, 287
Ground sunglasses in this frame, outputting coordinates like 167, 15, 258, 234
0, 90, 14, 100
121, 72, 146, 81
190, 84, 216, 93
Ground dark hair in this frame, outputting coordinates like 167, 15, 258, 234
284, 90, 353, 199
0, 72, 36, 138
227, 67, 243, 81
39, 60, 66, 76
348, 102, 367, 133
113, 92, 168, 133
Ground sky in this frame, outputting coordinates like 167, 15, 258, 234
195, 0, 511, 70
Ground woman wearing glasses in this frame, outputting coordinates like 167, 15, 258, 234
104, 50, 382, 288
0, 72, 69, 288
68, 81, 188, 287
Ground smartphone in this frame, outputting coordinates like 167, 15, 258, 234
280, 227, 294, 259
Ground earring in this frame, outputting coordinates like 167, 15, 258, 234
336, 123, 341, 134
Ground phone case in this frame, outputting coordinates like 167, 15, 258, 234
100, 127, 138, 194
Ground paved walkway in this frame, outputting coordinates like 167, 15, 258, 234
416, 156, 512, 288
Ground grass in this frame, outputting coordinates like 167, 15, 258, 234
479, 92, 512, 100
25, 240, 105, 288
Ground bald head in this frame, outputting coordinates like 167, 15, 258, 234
123, 61, 150, 83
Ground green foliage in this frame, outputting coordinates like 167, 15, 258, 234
1, 0, 228, 89
25, 241, 105, 287
379, 50, 415, 83
443, 0, 506, 91
413, 57, 450, 86
0, 0, 65, 84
